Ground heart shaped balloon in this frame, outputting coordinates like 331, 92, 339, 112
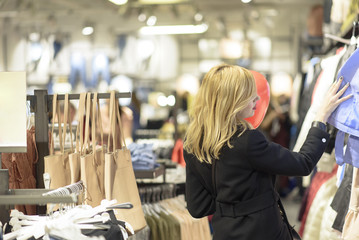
245, 70, 270, 128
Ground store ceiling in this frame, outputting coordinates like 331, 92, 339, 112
0, 0, 322, 38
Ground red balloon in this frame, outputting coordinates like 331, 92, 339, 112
245, 70, 270, 128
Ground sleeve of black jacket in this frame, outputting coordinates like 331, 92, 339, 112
184, 152, 216, 218
245, 127, 330, 176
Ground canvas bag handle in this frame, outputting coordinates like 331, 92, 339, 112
107, 91, 116, 152
91, 92, 104, 164
75, 93, 86, 154
62, 93, 74, 153
114, 94, 127, 149
83, 92, 92, 155
107, 90, 127, 151
50, 94, 63, 155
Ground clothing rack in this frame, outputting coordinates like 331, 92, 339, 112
0, 169, 78, 225
138, 183, 178, 204
0, 91, 132, 225
26, 90, 131, 189
26, 89, 167, 183
0, 89, 167, 227
42, 180, 84, 197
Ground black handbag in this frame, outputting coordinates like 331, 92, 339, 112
277, 197, 302, 240
290, 227, 302, 240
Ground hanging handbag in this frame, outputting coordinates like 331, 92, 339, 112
104, 91, 147, 232
277, 196, 302, 240
80, 92, 106, 207
69, 93, 86, 184
44, 93, 71, 189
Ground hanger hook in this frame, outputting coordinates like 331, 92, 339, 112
352, 21, 357, 38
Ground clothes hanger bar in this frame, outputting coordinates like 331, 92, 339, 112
106, 202, 133, 209
0, 194, 77, 205
47, 92, 131, 101
42, 181, 84, 197
324, 33, 351, 45
26, 92, 131, 113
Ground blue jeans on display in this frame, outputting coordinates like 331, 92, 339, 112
69, 53, 87, 88
91, 54, 110, 88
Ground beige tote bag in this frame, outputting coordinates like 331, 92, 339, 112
68, 93, 87, 184
105, 91, 147, 232
80, 92, 106, 207
44, 94, 71, 189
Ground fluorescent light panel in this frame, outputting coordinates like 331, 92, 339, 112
139, 24, 208, 35
108, 0, 128, 5
139, 0, 189, 4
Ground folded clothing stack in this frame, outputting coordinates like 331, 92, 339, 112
128, 142, 159, 170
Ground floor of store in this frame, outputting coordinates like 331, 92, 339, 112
282, 188, 302, 231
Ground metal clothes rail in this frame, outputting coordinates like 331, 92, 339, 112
26, 90, 131, 188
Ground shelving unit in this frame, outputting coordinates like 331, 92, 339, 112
134, 164, 166, 181
156, 159, 177, 169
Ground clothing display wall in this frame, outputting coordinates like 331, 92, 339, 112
292, 30, 359, 239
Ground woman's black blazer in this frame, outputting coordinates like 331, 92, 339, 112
184, 127, 329, 240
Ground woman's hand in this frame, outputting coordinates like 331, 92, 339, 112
315, 76, 353, 123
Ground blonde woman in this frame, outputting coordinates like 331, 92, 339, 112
183, 64, 352, 240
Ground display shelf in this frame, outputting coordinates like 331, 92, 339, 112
134, 164, 165, 179
134, 129, 161, 139
156, 159, 177, 169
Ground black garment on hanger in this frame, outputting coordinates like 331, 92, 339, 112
325, 46, 357, 232
331, 163, 353, 232
324, 126, 337, 154
296, 62, 322, 136
323, 0, 332, 24
81, 210, 125, 240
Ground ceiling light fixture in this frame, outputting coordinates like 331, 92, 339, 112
146, 15, 157, 26
82, 26, 94, 35
29, 32, 40, 42
241, 0, 252, 3
138, 13, 147, 22
108, 0, 128, 5
194, 12, 203, 22
82, 21, 95, 36
139, 23, 208, 35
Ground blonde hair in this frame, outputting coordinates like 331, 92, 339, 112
183, 64, 257, 164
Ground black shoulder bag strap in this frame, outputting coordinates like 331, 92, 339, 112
212, 159, 217, 197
